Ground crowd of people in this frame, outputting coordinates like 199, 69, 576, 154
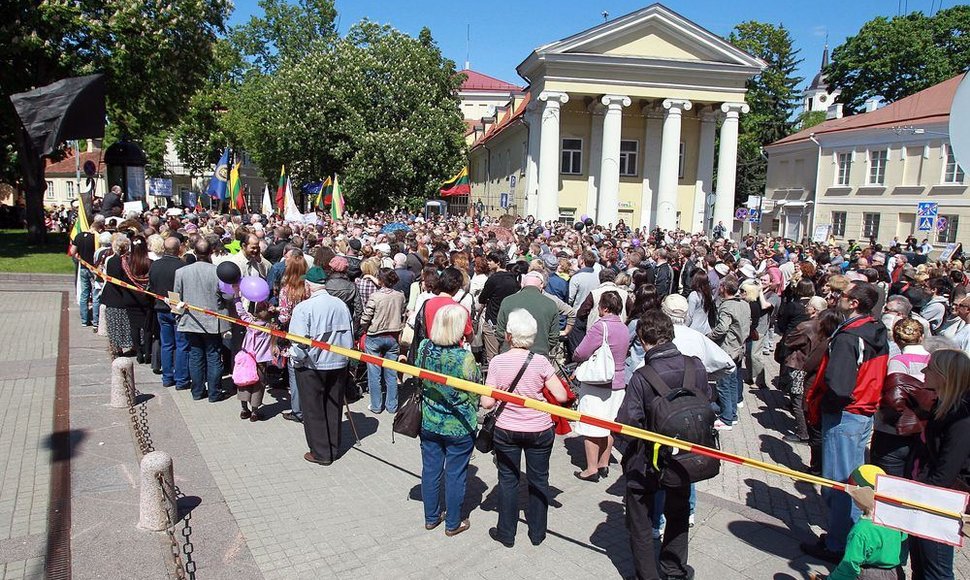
69, 200, 970, 580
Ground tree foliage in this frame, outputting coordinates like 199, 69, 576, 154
827, 6, 970, 114
225, 13, 466, 211
797, 110, 828, 131
728, 22, 803, 205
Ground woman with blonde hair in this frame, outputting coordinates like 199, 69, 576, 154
911, 349, 970, 579
416, 304, 481, 536
355, 256, 381, 308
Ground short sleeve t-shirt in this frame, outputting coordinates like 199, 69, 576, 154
486, 349, 556, 432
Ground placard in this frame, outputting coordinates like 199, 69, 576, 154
872, 474, 968, 547
148, 178, 173, 197
123, 201, 144, 215
813, 224, 832, 243
126, 166, 146, 200
940, 242, 958, 262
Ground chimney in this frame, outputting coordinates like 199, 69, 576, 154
863, 97, 882, 113
826, 103, 843, 120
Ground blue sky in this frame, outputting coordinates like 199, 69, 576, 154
230, 0, 951, 92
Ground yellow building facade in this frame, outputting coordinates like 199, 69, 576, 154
467, 4, 764, 231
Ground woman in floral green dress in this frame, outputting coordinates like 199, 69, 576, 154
415, 303, 481, 537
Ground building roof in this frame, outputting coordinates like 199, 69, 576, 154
45, 150, 104, 176
470, 92, 531, 149
771, 73, 964, 147
458, 69, 523, 93
807, 46, 830, 92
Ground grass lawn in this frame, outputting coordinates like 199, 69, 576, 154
0, 229, 75, 274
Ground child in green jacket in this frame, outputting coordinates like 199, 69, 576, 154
812, 464, 906, 580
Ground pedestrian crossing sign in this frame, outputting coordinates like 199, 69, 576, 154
917, 216, 935, 231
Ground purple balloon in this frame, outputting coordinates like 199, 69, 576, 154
218, 280, 236, 295
580, 214, 589, 222
239, 276, 270, 303
543, 229, 551, 239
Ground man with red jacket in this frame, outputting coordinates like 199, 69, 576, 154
802, 282, 888, 562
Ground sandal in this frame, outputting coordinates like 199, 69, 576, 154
425, 512, 446, 531
445, 519, 470, 537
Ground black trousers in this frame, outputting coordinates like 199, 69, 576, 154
296, 366, 348, 463
626, 484, 691, 580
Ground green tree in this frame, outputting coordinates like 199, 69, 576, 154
1, 0, 231, 242
728, 22, 804, 205
826, 6, 970, 114
797, 110, 828, 130
226, 18, 466, 211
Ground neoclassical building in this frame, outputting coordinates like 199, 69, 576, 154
467, 4, 765, 230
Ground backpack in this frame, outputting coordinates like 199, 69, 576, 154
232, 350, 260, 387
638, 359, 720, 488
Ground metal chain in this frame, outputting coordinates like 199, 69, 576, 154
121, 360, 196, 578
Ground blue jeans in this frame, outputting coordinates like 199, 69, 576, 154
716, 367, 741, 423
911, 535, 954, 580
157, 312, 189, 388
420, 429, 474, 532
78, 268, 99, 325
365, 334, 399, 412
821, 411, 873, 552
186, 333, 224, 401
493, 426, 555, 544
288, 364, 301, 418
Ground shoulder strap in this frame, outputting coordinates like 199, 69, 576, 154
640, 364, 674, 397
493, 352, 534, 417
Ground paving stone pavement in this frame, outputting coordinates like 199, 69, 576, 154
0, 274, 967, 579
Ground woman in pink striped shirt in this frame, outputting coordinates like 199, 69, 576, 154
481, 309, 569, 548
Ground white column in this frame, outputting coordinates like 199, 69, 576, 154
713, 102, 750, 232
639, 103, 663, 230
598, 95, 631, 227
524, 104, 541, 218
537, 91, 569, 223
585, 102, 605, 223
694, 108, 717, 233
656, 98, 691, 231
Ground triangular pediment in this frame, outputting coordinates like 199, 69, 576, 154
536, 3, 763, 68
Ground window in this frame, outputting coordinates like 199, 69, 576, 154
862, 212, 880, 239
521, 141, 528, 176
619, 140, 638, 177
943, 145, 966, 184
868, 149, 888, 185
558, 207, 576, 225
832, 211, 847, 237
45, 181, 55, 200
66, 180, 75, 198
937, 215, 959, 243
678, 142, 686, 179
560, 138, 582, 175
836, 152, 851, 186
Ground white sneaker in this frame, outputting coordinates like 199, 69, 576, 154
689, 514, 695, 527
714, 419, 733, 431
736, 401, 744, 409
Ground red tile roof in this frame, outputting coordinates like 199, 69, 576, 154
459, 69, 523, 93
771, 74, 963, 147
45, 150, 104, 176
471, 92, 531, 149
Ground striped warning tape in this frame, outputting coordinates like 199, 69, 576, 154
79, 258, 965, 522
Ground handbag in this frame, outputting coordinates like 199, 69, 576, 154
474, 352, 533, 453
392, 340, 432, 440
574, 321, 615, 385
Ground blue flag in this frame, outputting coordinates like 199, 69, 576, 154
206, 147, 230, 200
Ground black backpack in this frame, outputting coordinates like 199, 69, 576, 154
638, 359, 720, 488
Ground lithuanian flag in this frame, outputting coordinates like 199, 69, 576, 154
315, 176, 333, 210
275, 165, 287, 214
440, 167, 470, 197
330, 175, 345, 221
68, 190, 97, 253
229, 162, 246, 211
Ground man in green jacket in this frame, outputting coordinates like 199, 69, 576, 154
496, 271, 560, 357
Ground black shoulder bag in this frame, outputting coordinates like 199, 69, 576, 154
393, 340, 433, 440
475, 352, 534, 453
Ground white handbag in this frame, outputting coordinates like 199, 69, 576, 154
575, 322, 615, 385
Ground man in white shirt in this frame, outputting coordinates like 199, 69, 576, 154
953, 295, 970, 355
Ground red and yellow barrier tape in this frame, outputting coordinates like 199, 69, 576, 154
80, 258, 965, 522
